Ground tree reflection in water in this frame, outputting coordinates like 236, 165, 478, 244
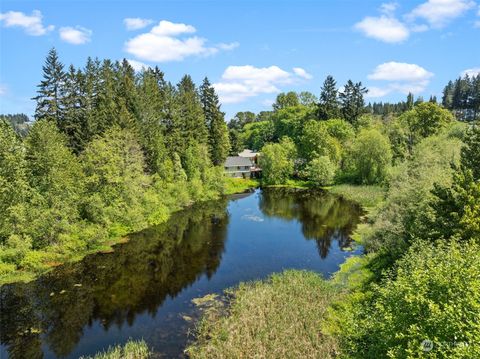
0, 199, 229, 359
259, 188, 363, 258
0, 188, 362, 358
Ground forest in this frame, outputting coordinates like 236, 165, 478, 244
0, 48, 230, 282
1, 47, 480, 358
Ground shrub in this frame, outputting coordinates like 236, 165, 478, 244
338, 240, 480, 359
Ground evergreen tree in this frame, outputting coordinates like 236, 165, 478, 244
60, 65, 86, 152
82, 57, 101, 143
406, 92, 414, 110
426, 125, 480, 241
137, 68, 171, 176
442, 80, 454, 109
317, 75, 340, 120
33, 47, 66, 123
95, 59, 119, 133
176, 75, 208, 155
339, 80, 368, 126
200, 77, 230, 165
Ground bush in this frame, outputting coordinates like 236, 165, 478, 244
305, 156, 336, 186
338, 240, 480, 358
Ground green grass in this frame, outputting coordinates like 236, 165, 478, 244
79, 339, 150, 359
223, 177, 259, 195
327, 184, 385, 212
263, 178, 313, 189
186, 270, 339, 359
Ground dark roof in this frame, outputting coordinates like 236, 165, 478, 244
224, 156, 252, 167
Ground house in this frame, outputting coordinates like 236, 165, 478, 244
224, 149, 262, 178
224, 156, 253, 178
238, 149, 259, 165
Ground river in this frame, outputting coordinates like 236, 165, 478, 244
0, 188, 363, 358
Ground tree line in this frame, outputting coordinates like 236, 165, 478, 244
0, 47, 230, 279
442, 73, 480, 121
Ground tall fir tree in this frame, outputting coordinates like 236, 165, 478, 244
60, 65, 87, 153
339, 80, 368, 126
176, 75, 208, 156
317, 75, 340, 120
33, 47, 66, 123
200, 77, 230, 165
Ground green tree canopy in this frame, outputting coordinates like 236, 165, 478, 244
259, 137, 296, 185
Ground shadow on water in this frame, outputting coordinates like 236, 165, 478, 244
0, 188, 363, 358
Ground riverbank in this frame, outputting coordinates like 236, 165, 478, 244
0, 178, 260, 286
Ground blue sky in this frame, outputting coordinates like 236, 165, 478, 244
1, 0, 479, 120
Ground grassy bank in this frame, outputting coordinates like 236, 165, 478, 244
0, 178, 259, 286
327, 184, 385, 212
187, 270, 340, 358
223, 177, 259, 195
79, 339, 149, 359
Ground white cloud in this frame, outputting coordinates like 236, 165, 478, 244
0, 10, 54, 36
124, 20, 237, 62
293, 67, 313, 80
127, 59, 151, 71
213, 65, 311, 104
367, 61, 434, 97
124, 17, 153, 30
150, 20, 195, 36
355, 15, 410, 43
461, 67, 480, 77
368, 61, 434, 82
407, 0, 476, 28
59, 26, 92, 44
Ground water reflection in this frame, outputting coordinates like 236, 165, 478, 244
0, 189, 362, 358
260, 188, 362, 257
1, 199, 229, 359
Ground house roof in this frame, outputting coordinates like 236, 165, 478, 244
238, 149, 259, 158
225, 156, 252, 167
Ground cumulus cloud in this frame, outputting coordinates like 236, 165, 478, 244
59, 26, 92, 44
124, 17, 154, 30
356, 1, 477, 42
461, 67, 480, 77
355, 15, 409, 43
293, 67, 313, 80
407, 0, 476, 28
0, 10, 54, 36
213, 65, 311, 104
367, 61, 434, 97
368, 61, 434, 82
125, 20, 237, 62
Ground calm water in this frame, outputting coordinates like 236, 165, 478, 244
0, 188, 363, 358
